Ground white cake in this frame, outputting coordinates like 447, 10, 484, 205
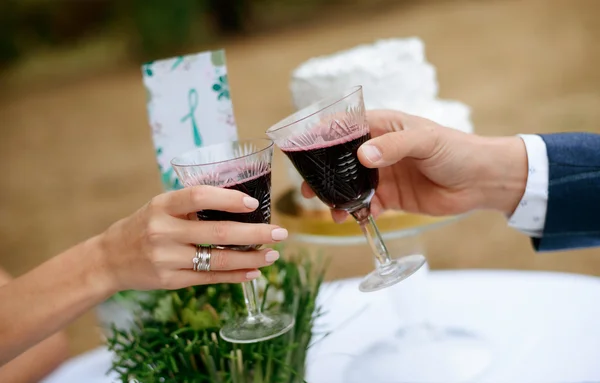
288, 37, 474, 212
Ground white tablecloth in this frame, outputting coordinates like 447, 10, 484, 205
43, 270, 600, 382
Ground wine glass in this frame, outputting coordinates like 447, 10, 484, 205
171, 138, 295, 343
266, 85, 426, 292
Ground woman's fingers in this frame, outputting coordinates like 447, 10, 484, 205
154, 185, 260, 217
168, 245, 279, 271
168, 217, 288, 246
209, 247, 280, 271
174, 269, 262, 288
150, 245, 278, 290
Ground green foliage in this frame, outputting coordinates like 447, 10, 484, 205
0, 0, 344, 68
0, 1, 20, 67
129, 0, 210, 58
107, 248, 328, 383
0, 0, 230, 66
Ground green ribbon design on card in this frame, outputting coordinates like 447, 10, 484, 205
180, 88, 202, 147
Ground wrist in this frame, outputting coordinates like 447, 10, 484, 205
475, 135, 528, 215
81, 234, 120, 300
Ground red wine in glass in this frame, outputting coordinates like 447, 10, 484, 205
171, 139, 295, 344
282, 133, 377, 211
267, 85, 426, 293
197, 170, 271, 251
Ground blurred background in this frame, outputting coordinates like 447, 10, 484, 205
1, 0, 600, 357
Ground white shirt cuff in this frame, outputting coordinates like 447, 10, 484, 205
507, 134, 549, 238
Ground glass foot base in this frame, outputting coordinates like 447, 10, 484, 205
359, 254, 426, 292
344, 329, 492, 382
219, 312, 295, 344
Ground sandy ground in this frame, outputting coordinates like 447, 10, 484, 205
1, 0, 600, 356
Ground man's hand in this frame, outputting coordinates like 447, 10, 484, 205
302, 110, 529, 222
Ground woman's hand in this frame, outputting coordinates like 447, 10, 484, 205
99, 185, 288, 292
0, 185, 288, 367
302, 110, 528, 222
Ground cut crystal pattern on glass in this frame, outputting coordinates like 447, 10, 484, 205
172, 140, 272, 189
266, 86, 426, 293
272, 104, 368, 151
171, 138, 294, 344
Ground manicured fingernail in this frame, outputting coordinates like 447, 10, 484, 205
361, 145, 382, 163
265, 250, 280, 263
243, 196, 259, 209
271, 228, 288, 241
246, 270, 261, 280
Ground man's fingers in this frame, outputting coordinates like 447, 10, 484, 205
366, 109, 410, 134
302, 182, 347, 222
358, 128, 439, 168
370, 195, 384, 219
301, 182, 316, 198
331, 209, 349, 223
154, 185, 260, 217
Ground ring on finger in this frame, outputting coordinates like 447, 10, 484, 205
193, 245, 212, 272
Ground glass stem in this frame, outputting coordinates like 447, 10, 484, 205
241, 280, 261, 319
351, 205, 395, 275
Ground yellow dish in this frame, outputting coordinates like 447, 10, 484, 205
273, 189, 452, 237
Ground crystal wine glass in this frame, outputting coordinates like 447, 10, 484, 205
266, 86, 426, 292
171, 138, 295, 343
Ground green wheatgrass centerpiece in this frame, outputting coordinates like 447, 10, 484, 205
106, 246, 328, 383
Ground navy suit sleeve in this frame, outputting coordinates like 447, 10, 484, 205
533, 133, 600, 251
